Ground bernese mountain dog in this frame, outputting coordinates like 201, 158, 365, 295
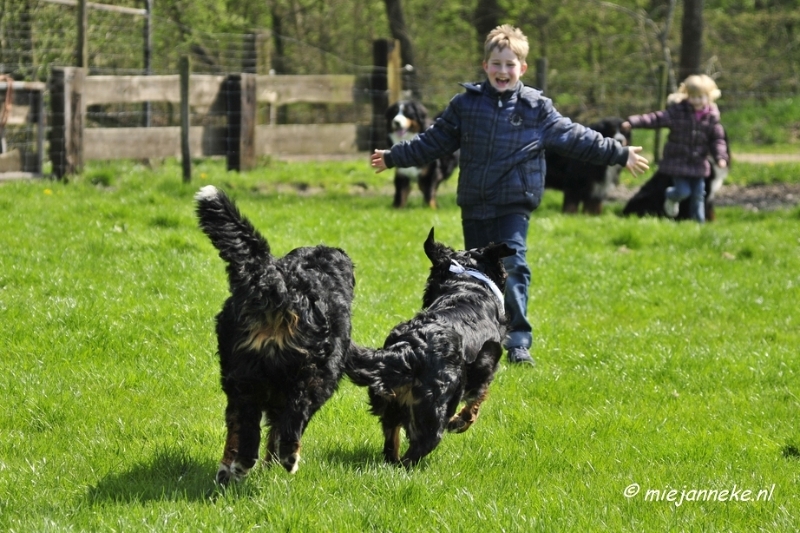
346, 228, 512, 467
622, 135, 731, 221
545, 117, 631, 214
385, 100, 459, 209
195, 186, 355, 484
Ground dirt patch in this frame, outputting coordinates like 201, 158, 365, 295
609, 182, 800, 212
713, 182, 800, 211
734, 153, 800, 164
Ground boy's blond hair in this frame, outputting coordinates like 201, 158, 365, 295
484, 24, 529, 63
667, 74, 722, 104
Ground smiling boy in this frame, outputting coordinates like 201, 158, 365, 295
372, 25, 649, 365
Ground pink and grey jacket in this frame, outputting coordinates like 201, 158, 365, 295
627, 100, 729, 179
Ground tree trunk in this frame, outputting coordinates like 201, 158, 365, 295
383, 0, 420, 100
473, 0, 506, 59
678, 0, 704, 81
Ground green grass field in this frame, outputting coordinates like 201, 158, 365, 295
1, 158, 798, 531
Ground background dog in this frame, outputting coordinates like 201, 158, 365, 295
544, 117, 631, 214
386, 100, 459, 208
346, 228, 513, 467
195, 185, 355, 484
622, 135, 731, 221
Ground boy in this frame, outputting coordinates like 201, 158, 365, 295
372, 25, 649, 365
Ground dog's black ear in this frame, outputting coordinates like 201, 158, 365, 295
413, 102, 428, 123
424, 227, 448, 265
484, 242, 515, 261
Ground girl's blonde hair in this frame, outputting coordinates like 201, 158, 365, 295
667, 74, 721, 104
484, 24, 529, 63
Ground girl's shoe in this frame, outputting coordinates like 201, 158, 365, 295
663, 198, 680, 218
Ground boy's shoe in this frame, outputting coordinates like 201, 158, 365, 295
507, 347, 535, 365
663, 198, 680, 218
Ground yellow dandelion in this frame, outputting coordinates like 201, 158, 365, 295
44, 189, 53, 195
200, 173, 208, 180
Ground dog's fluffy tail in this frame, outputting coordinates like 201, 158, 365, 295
346, 331, 462, 397
195, 185, 274, 290
345, 341, 415, 397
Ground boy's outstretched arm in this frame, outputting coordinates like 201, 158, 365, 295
626, 146, 649, 176
371, 149, 388, 173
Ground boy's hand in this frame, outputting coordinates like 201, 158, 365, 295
717, 159, 728, 169
626, 146, 649, 177
621, 121, 632, 133
371, 150, 388, 173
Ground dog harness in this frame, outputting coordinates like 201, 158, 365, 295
449, 260, 505, 314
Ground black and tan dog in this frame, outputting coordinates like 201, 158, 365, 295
195, 185, 355, 484
346, 228, 513, 467
545, 116, 631, 214
622, 134, 731, 221
386, 100, 459, 209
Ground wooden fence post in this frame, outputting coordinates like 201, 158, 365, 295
142, 0, 153, 128
242, 32, 271, 74
536, 57, 548, 94
387, 40, 402, 106
370, 39, 390, 151
32, 87, 44, 175
49, 67, 85, 179
180, 56, 191, 182
19, 0, 35, 80
225, 73, 256, 171
76, 0, 88, 68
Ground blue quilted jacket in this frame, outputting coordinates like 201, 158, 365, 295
384, 81, 630, 219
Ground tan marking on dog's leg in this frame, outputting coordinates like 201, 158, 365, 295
390, 426, 401, 463
262, 426, 278, 466
447, 391, 488, 434
382, 424, 402, 464
280, 441, 301, 474
400, 187, 411, 208
217, 423, 240, 485
584, 199, 603, 215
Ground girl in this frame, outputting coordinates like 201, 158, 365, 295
623, 75, 729, 222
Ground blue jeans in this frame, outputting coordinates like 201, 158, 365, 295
462, 214, 532, 350
667, 176, 705, 223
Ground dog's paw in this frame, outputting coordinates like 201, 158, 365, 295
215, 461, 250, 486
446, 414, 472, 434
215, 464, 234, 486
280, 453, 300, 474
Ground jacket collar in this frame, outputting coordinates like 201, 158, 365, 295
676, 99, 721, 121
462, 80, 523, 101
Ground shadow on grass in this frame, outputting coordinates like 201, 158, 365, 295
86, 448, 218, 503
322, 443, 390, 470
321, 443, 438, 472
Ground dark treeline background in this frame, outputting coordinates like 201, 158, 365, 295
1, 0, 798, 123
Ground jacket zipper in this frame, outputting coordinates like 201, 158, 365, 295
480, 93, 503, 203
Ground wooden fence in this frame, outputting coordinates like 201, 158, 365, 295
48, 39, 404, 180
49, 67, 374, 179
